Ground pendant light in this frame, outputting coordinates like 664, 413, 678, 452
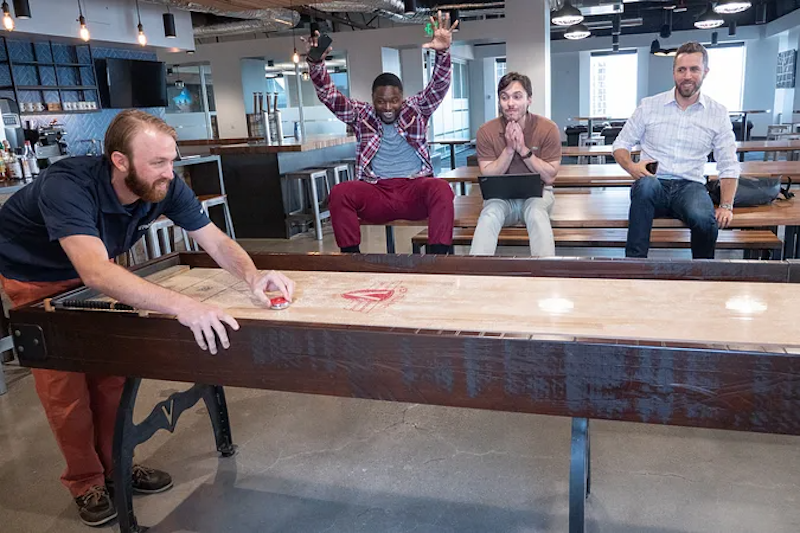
163, 5, 176, 38
694, 3, 724, 29
290, 0, 299, 63
135, 0, 147, 46
564, 23, 591, 40
714, 0, 751, 14
12, 0, 30, 19
2, 2, 14, 31
76, 1, 89, 42
552, 1, 583, 26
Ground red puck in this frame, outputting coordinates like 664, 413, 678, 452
270, 296, 290, 310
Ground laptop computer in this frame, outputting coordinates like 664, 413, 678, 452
478, 174, 544, 200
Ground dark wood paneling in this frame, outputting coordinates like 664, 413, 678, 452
11, 309, 800, 436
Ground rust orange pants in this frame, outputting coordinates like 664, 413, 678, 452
1, 274, 125, 498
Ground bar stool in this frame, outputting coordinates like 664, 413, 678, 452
198, 194, 236, 239
286, 169, 331, 240
578, 136, 606, 165
145, 216, 191, 259
324, 161, 352, 184
335, 157, 357, 183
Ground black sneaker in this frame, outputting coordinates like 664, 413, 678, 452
107, 464, 173, 496
74, 485, 117, 527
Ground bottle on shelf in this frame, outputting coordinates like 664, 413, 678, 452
23, 141, 39, 177
5, 149, 22, 180
19, 149, 31, 180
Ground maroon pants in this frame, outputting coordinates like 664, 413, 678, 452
329, 177, 454, 248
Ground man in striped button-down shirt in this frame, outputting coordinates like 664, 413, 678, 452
306, 12, 459, 254
613, 41, 740, 259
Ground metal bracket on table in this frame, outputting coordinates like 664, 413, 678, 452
569, 417, 591, 533
9, 324, 46, 362
113, 379, 237, 533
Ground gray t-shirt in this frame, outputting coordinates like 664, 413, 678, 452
370, 123, 423, 179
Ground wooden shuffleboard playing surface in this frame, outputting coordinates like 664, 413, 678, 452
108, 265, 800, 350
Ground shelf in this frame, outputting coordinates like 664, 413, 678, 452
10, 61, 92, 67
20, 110, 98, 116
17, 85, 97, 91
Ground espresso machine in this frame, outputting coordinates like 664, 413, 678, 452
0, 98, 23, 151
31, 123, 69, 166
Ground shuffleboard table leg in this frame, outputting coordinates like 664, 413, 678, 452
113, 377, 146, 533
112, 381, 238, 532
569, 417, 590, 533
203, 385, 237, 457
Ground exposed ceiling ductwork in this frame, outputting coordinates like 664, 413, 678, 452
143, 0, 299, 37
314, 0, 405, 12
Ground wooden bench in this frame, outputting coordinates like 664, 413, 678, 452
412, 227, 784, 258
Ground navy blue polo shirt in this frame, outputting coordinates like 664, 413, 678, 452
0, 156, 210, 282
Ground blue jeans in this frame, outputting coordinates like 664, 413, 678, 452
626, 178, 718, 259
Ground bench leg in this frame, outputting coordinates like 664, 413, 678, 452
309, 176, 324, 241
385, 226, 396, 254
113, 379, 237, 533
569, 417, 590, 533
784, 226, 799, 259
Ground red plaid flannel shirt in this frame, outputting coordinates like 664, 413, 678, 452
309, 50, 452, 183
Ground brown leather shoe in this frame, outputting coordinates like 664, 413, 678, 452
106, 464, 174, 496
74, 485, 117, 527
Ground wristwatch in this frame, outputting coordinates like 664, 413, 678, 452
720, 203, 734, 211
521, 148, 534, 159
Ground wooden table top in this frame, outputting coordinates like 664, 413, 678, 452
210, 135, 356, 154
439, 161, 800, 186
139, 266, 800, 349
562, 140, 800, 157
431, 138, 473, 145
442, 188, 800, 229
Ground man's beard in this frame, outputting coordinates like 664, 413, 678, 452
125, 163, 170, 203
676, 79, 702, 98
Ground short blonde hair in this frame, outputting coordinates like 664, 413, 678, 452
104, 109, 177, 159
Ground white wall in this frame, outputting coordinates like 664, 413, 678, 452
11, 0, 193, 51
400, 48, 424, 95
241, 59, 268, 115
381, 47, 401, 77
552, 52, 580, 141
745, 37, 780, 133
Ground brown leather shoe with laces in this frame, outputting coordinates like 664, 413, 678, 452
106, 464, 173, 496
74, 485, 117, 527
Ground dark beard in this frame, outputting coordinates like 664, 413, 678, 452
677, 81, 700, 98
124, 164, 170, 203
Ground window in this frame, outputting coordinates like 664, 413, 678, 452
590, 51, 638, 118
495, 57, 506, 87
432, 57, 470, 143
702, 43, 745, 111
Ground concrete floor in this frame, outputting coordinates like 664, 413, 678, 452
2, 176, 800, 532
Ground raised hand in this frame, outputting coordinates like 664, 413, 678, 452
300, 30, 331, 62
422, 10, 459, 51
